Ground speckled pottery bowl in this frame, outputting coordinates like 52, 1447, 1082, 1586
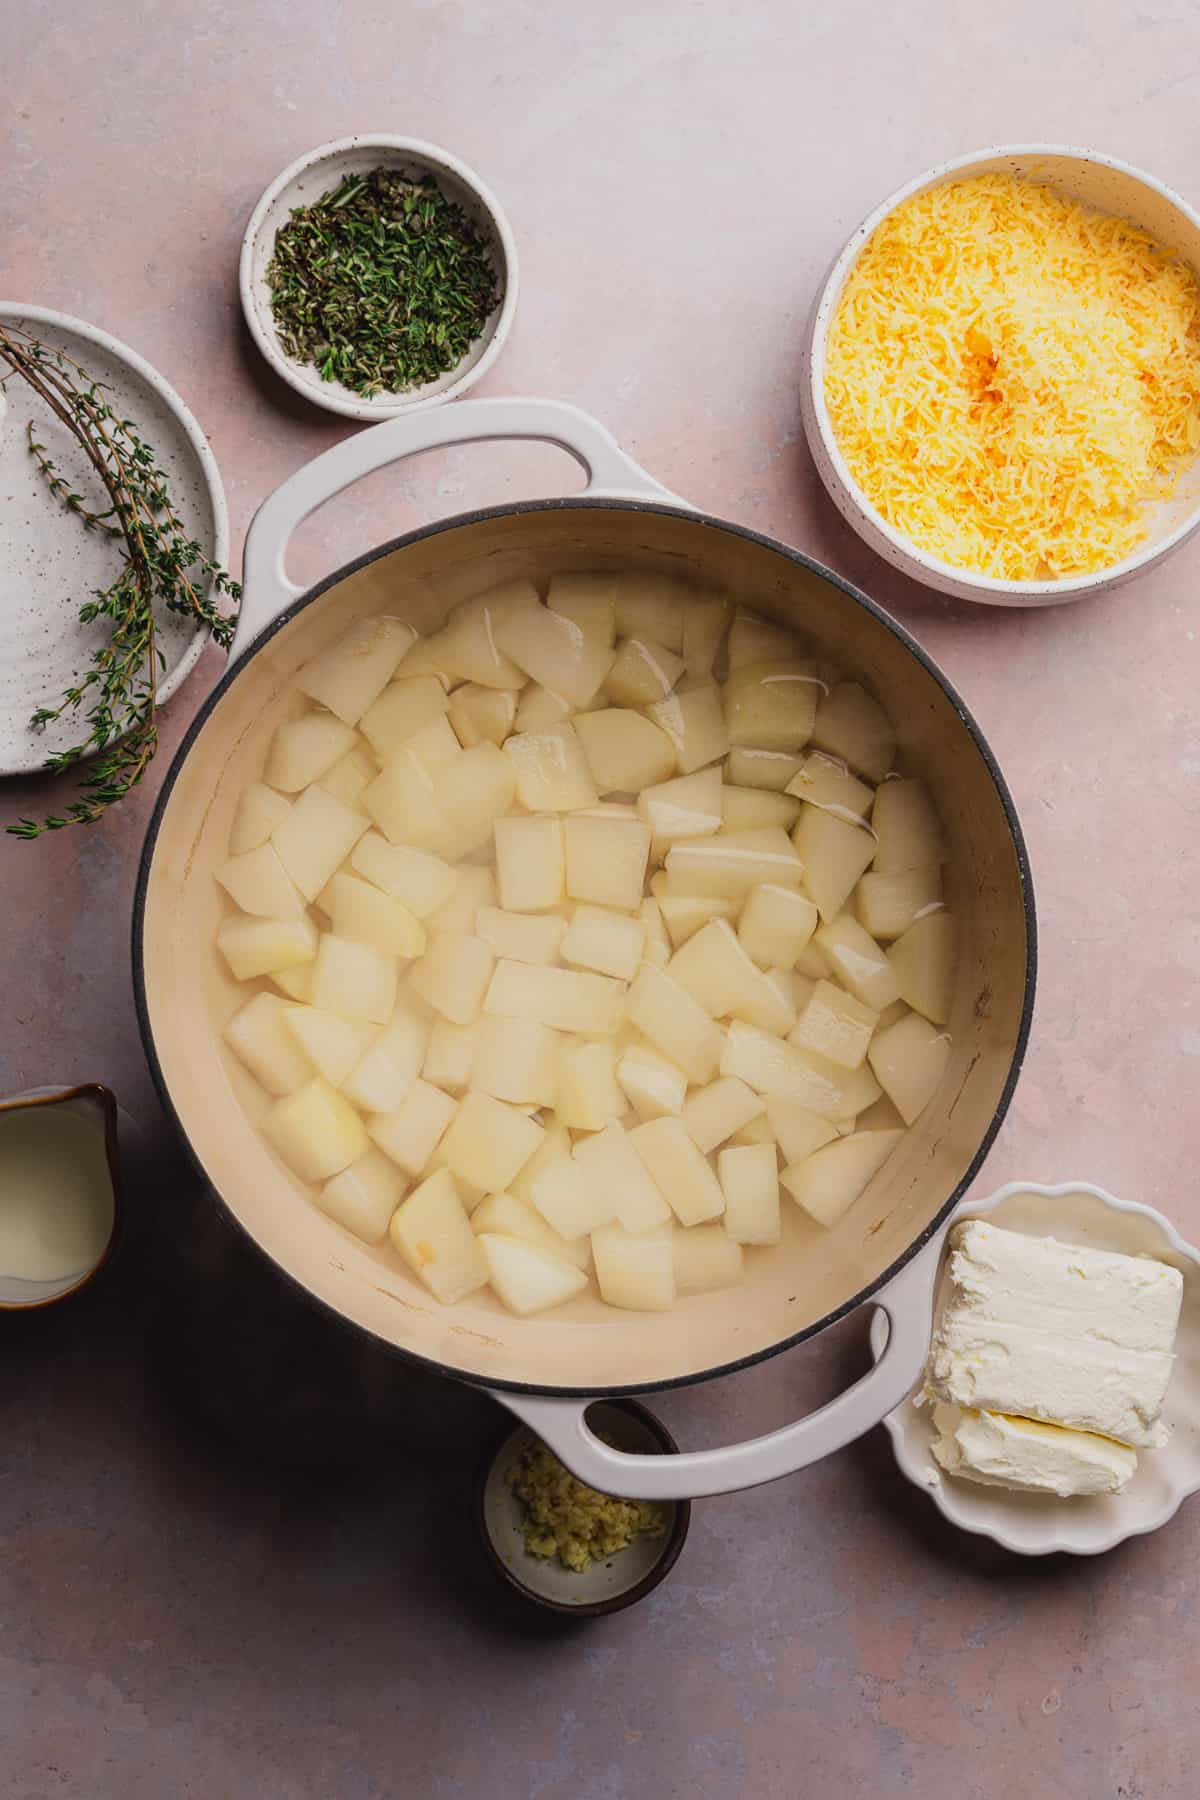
476, 1400, 691, 1616
239, 134, 519, 421
802, 145, 1200, 606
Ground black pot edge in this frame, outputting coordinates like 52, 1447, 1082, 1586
131, 495, 1038, 1402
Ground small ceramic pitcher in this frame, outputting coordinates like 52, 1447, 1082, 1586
0, 1084, 121, 1311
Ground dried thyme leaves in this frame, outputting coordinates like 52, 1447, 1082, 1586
266, 168, 501, 398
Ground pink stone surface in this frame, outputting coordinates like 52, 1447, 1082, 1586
4, 4, 1200, 1795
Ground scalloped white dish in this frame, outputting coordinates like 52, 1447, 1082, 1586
869, 1182, 1200, 1556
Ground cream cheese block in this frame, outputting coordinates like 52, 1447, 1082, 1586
931, 1404, 1138, 1498
924, 1220, 1184, 1449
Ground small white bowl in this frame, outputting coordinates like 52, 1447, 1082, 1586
870, 1182, 1200, 1555
239, 135, 518, 421
802, 145, 1200, 606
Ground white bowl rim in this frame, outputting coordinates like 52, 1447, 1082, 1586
0, 301, 229, 713
808, 142, 1200, 599
238, 133, 520, 422
876, 1178, 1200, 1556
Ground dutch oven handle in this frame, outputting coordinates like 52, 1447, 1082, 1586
493, 1237, 942, 1500
234, 397, 680, 662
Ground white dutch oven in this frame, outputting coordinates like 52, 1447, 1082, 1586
133, 398, 1035, 1499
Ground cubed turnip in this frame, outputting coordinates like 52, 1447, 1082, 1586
295, 616, 417, 724
216, 843, 306, 921
229, 781, 292, 854
673, 1224, 743, 1294
369, 1079, 457, 1176
782, 1130, 903, 1228
681, 1076, 765, 1155
471, 1015, 561, 1109
811, 682, 895, 782
886, 912, 957, 1025
737, 883, 819, 970
448, 683, 517, 748
547, 571, 618, 647
341, 1008, 430, 1113
262, 1076, 369, 1183
421, 1018, 478, 1095
478, 1233, 589, 1315
574, 708, 676, 793
813, 914, 901, 1011
320, 872, 425, 958
494, 597, 614, 706
785, 752, 874, 821
626, 963, 725, 1084
681, 589, 733, 676
668, 919, 796, 1035
310, 933, 397, 1024
630, 1116, 725, 1226
561, 903, 645, 981
476, 906, 565, 965
437, 1091, 545, 1194
217, 914, 318, 982
486, 959, 626, 1036
591, 1222, 676, 1311
791, 805, 876, 923
408, 932, 494, 1025
723, 659, 821, 753
563, 812, 650, 913
789, 979, 879, 1070
574, 1120, 671, 1232
503, 722, 598, 811
868, 1009, 951, 1124
493, 814, 565, 912
856, 868, 944, 941
351, 832, 456, 917
283, 1005, 376, 1086
471, 1190, 590, 1270
264, 712, 359, 792
646, 682, 729, 773
272, 784, 368, 900
223, 992, 313, 1095
663, 827, 805, 900
717, 1143, 780, 1245
360, 675, 450, 760
389, 1167, 490, 1303
318, 1149, 407, 1244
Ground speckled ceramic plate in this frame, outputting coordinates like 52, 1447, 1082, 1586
0, 305, 228, 775
870, 1183, 1200, 1556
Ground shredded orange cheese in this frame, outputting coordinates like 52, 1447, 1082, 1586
824, 173, 1200, 579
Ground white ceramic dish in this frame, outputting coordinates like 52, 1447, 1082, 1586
801, 144, 1200, 606
0, 305, 227, 774
239, 135, 518, 421
869, 1182, 1200, 1555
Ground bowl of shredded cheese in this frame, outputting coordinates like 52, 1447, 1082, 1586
802, 145, 1200, 603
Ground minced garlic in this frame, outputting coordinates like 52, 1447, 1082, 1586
508, 1439, 667, 1573
824, 172, 1200, 580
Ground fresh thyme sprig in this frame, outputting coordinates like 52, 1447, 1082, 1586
0, 326, 240, 837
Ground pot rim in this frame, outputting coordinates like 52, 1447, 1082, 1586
132, 495, 1038, 1398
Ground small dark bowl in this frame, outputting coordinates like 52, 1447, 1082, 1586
475, 1400, 691, 1617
